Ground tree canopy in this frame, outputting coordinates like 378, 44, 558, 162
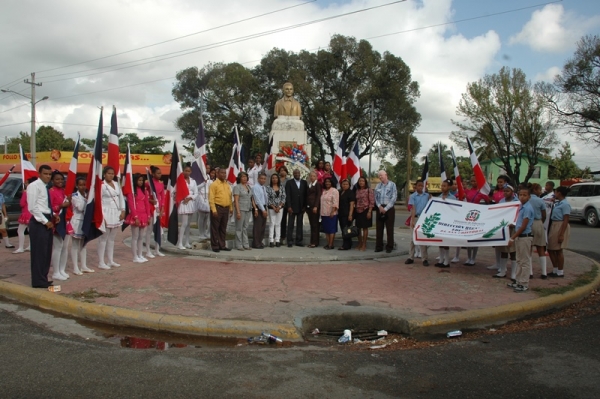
172, 34, 422, 168
450, 67, 558, 185
6, 126, 76, 153
81, 133, 168, 154
544, 35, 600, 145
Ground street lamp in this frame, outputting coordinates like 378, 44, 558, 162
1, 79, 48, 166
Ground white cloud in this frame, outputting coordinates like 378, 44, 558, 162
534, 66, 561, 83
509, 4, 600, 53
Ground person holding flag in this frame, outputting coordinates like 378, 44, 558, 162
69, 177, 93, 274
12, 178, 33, 253
49, 171, 71, 281
174, 164, 197, 250
126, 174, 152, 263
144, 166, 166, 257
97, 166, 125, 270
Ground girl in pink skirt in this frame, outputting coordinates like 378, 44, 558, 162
126, 174, 152, 263
13, 179, 34, 253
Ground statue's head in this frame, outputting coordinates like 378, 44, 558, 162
282, 81, 294, 98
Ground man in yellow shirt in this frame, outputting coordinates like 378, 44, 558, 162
209, 168, 233, 252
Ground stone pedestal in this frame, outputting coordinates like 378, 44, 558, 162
269, 116, 311, 175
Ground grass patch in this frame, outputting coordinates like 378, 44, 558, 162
64, 288, 119, 303
533, 264, 598, 297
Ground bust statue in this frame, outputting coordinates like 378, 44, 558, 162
274, 81, 302, 117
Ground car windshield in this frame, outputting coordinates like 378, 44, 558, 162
0, 178, 21, 198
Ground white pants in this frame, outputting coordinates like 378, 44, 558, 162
177, 214, 192, 246
52, 235, 69, 276
98, 227, 119, 266
70, 237, 87, 271
144, 218, 162, 254
16, 224, 28, 251
268, 209, 283, 243
197, 211, 210, 239
131, 225, 147, 259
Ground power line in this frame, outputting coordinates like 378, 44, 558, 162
35, 1, 317, 75
0, 102, 30, 114
0, 122, 29, 128
38, 1, 408, 83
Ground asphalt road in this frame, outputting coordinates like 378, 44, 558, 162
0, 299, 599, 398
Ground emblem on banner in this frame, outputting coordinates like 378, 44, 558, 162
465, 210, 481, 222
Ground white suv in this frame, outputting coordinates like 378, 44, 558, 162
567, 182, 600, 227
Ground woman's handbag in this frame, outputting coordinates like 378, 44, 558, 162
342, 222, 359, 239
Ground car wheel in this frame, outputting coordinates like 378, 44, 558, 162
585, 208, 599, 227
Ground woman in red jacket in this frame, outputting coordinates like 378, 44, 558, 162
126, 174, 152, 263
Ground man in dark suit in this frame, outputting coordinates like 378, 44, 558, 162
285, 169, 308, 247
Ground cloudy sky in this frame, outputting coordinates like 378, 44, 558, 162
1, 0, 599, 171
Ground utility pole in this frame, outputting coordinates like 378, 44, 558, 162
406, 133, 411, 200
24, 73, 42, 166
368, 101, 374, 180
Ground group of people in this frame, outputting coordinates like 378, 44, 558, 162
203, 156, 397, 253
405, 175, 571, 293
18, 164, 167, 288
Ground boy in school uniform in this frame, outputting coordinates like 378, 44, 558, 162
507, 188, 535, 293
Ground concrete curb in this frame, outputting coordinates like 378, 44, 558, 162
0, 280, 303, 341
1, 256, 598, 341
406, 261, 600, 335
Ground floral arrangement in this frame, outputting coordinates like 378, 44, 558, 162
276, 143, 308, 169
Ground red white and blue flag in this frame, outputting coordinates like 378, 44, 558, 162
191, 115, 208, 185
83, 108, 106, 244
227, 127, 241, 184
165, 142, 189, 245
107, 106, 120, 178
421, 156, 430, 189
333, 135, 346, 187
438, 143, 447, 182
121, 144, 135, 231
19, 145, 38, 183
346, 140, 361, 188
146, 167, 162, 247
63, 134, 80, 226
451, 146, 466, 201
0, 165, 16, 187
265, 134, 275, 172
467, 137, 491, 195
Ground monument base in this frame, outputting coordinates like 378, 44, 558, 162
269, 116, 311, 177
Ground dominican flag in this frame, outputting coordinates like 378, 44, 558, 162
0, 165, 16, 187
333, 135, 346, 187
19, 145, 38, 183
467, 137, 491, 195
234, 126, 244, 172
265, 134, 275, 172
107, 106, 120, 177
421, 156, 429, 189
451, 146, 466, 201
121, 144, 135, 231
146, 167, 161, 247
191, 115, 208, 185
63, 134, 80, 225
165, 142, 188, 245
346, 140, 361, 188
438, 143, 447, 182
83, 109, 106, 244
226, 128, 241, 184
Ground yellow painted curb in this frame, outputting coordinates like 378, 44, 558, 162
0, 280, 302, 341
408, 261, 600, 335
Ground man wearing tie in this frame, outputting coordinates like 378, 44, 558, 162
27, 165, 56, 288
285, 169, 308, 247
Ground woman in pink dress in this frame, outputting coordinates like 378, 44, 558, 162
144, 166, 165, 258
126, 174, 152, 263
13, 179, 34, 253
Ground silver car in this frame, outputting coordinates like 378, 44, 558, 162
566, 182, 600, 227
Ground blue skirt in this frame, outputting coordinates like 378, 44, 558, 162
321, 215, 338, 234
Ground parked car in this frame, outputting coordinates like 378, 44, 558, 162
566, 182, 600, 227
0, 173, 23, 233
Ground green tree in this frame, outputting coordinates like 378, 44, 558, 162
6, 126, 76, 152
548, 142, 583, 180
543, 35, 600, 145
119, 133, 168, 154
451, 67, 558, 185
172, 63, 262, 168
421, 142, 453, 178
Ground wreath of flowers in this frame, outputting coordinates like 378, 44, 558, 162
276, 143, 308, 169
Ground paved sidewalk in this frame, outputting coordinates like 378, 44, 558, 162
0, 225, 596, 339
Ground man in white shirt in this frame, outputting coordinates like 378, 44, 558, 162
247, 155, 264, 187
27, 165, 56, 288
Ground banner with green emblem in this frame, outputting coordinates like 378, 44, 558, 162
413, 199, 520, 247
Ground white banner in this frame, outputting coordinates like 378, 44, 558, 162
413, 199, 520, 247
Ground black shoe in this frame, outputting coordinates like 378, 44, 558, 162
423, 260, 430, 266
374, 249, 383, 253
548, 272, 564, 278
434, 263, 444, 267
276, 242, 281, 247
5, 245, 15, 249
439, 264, 450, 268
541, 274, 548, 280
295, 244, 304, 247
404, 259, 414, 264
221, 247, 231, 251
269, 242, 275, 248
288, 243, 293, 248
386, 249, 392, 253
212, 249, 220, 253
530, 274, 534, 279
